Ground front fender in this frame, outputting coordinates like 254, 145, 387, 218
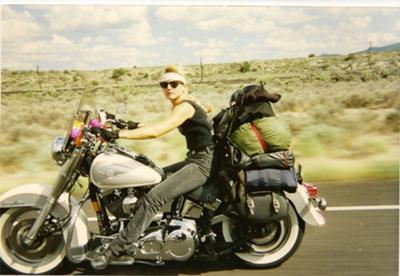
0, 183, 90, 262
285, 185, 325, 226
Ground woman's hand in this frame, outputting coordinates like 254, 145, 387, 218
115, 119, 140, 130
99, 129, 120, 142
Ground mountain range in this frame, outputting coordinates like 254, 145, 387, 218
356, 41, 400, 53
320, 41, 400, 57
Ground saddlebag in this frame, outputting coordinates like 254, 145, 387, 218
236, 190, 289, 223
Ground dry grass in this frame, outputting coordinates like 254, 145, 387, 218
1, 51, 399, 185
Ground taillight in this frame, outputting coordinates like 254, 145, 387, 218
303, 182, 318, 198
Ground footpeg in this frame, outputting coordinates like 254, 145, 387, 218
110, 255, 135, 266
135, 259, 165, 266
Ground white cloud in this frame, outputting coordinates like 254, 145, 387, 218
179, 38, 203, 48
44, 6, 159, 47
349, 16, 372, 28
118, 19, 157, 46
2, 6, 161, 70
2, 6, 45, 43
51, 34, 74, 47
364, 32, 400, 45
3, 6, 399, 70
80, 44, 143, 65
155, 7, 316, 33
206, 38, 230, 48
3, 31, 159, 70
15, 34, 75, 57
264, 25, 328, 57
302, 24, 330, 35
178, 37, 231, 60
248, 42, 261, 48
44, 6, 148, 31
395, 19, 400, 30
194, 48, 223, 59
2, 59, 36, 70
193, 38, 231, 59
81, 36, 107, 44
323, 7, 390, 16
317, 29, 400, 55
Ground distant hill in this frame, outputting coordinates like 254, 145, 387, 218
319, 53, 342, 57
319, 42, 400, 57
356, 42, 400, 54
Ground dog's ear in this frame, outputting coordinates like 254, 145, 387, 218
259, 82, 281, 103
267, 93, 281, 103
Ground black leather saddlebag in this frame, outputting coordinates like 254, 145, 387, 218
236, 191, 289, 223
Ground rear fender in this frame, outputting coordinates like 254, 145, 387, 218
0, 183, 90, 262
285, 185, 325, 226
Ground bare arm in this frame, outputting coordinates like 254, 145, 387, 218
118, 102, 195, 139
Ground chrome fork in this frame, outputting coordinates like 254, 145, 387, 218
23, 149, 83, 246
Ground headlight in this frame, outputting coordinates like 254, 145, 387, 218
51, 136, 66, 166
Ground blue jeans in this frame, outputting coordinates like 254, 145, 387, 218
109, 148, 215, 254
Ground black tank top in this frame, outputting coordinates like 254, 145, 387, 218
178, 100, 214, 151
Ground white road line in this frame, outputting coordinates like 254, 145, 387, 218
86, 205, 400, 222
327, 205, 400, 211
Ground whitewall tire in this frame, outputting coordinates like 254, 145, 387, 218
222, 203, 305, 268
0, 208, 66, 274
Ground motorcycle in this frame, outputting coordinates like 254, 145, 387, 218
0, 106, 327, 274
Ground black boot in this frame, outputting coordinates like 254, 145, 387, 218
90, 244, 116, 270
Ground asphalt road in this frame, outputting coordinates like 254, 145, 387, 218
1, 180, 399, 275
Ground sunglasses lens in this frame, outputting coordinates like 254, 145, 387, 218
160, 81, 181, 89
170, 81, 180, 88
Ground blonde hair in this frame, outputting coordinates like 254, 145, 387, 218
162, 65, 212, 113
164, 65, 182, 74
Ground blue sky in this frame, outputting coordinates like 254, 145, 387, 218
2, 3, 400, 70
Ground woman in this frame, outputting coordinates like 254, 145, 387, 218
92, 66, 215, 269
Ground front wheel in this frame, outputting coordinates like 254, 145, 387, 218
222, 203, 305, 268
0, 207, 66, 274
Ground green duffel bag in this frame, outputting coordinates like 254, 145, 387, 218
230, 117, 292, 157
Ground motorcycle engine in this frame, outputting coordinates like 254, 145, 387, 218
103, 188, 139, 218
103, 190, 198, 261
137, 218, 198, 261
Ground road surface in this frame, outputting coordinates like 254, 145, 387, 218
1, 180, 398, 275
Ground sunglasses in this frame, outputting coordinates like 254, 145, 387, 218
159, 81, 182, 89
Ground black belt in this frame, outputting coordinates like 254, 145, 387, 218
188, 145, 215, 155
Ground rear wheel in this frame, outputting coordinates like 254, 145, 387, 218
222, 203, 305, 268
0, 207, 66, 274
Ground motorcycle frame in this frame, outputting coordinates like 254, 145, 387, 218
0, 176, 325, 262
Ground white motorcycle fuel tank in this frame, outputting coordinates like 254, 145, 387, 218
90, 151, 162, 189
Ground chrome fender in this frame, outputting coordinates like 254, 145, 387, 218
285, 185, 325, 226
0, 183, 90, 263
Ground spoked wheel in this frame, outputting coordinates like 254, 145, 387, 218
222, 203, 305, 268
0, 207, 66, 274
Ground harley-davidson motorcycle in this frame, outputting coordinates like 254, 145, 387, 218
0, 106, 327, 274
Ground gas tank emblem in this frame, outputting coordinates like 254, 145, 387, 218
105, 168, 116, 180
